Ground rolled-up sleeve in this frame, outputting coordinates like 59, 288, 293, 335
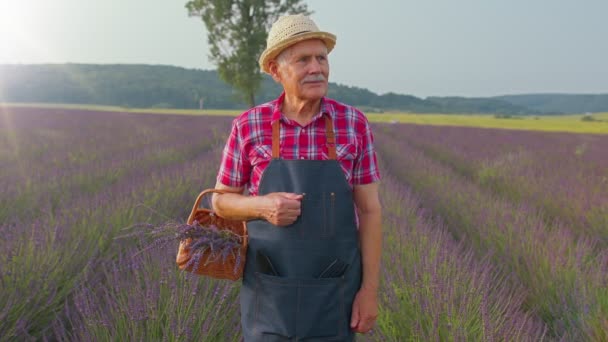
353, 117, 381, 185
216, 119, 251, 188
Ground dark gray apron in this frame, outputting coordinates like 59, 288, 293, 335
240, 115, 362, 341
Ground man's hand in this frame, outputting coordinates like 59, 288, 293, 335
350, 287, 378, 334
260, 192, 303, 226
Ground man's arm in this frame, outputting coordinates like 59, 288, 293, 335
350, 181, 382, 333
353, 181, 382, 291
211, 181, 303, 226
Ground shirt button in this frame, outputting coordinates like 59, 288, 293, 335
302, 129, 306, 133
300, 156, 306, 160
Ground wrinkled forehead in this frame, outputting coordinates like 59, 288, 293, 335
277, 39, 329, 59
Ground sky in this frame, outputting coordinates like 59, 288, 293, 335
0, 0, 606, 98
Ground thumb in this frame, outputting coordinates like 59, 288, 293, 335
350, 300, 360, 328
279, 192, 304, 200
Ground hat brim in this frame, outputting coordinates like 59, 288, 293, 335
259, 31, 336, 74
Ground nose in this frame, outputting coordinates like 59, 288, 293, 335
308, 58, 322, 74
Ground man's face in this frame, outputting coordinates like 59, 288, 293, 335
271, 39, 330, 101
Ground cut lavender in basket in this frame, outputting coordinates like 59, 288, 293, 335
182, 220, 245, 275
118, 220, 244, 274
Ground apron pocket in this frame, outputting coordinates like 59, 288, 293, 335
254, 272, 345, 339
296, 276, 345, 339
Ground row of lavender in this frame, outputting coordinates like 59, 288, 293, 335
52, 158, 549, 341
0, 107, 234, 340
374, 123, 608, 340
380, 124, 608, 245
371, 164, 547, 341
0, 107, 602, 340
0, 108, 228, 224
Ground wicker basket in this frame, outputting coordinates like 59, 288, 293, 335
176, 189, 248, 281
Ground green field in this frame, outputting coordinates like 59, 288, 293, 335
3, 102, 608, 134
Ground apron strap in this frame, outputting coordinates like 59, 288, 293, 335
324, 115, 337, 160
272, 117, 281, 158
271, 114, 337, 160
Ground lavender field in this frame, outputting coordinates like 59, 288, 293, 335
1, 106, 606, 341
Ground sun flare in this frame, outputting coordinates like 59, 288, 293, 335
0, 2, 37, 61
0, 2, 28, 32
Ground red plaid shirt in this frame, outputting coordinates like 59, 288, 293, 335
217, 92, 380, 196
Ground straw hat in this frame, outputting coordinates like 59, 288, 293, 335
259, 14, 336, 74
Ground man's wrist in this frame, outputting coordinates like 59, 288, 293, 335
360, 283, 379, 293
253, 195, 269, 221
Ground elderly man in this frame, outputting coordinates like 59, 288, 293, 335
212, 14, 382, 341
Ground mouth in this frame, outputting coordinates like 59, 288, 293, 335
303, 80, 325, 85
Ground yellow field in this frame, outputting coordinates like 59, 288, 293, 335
2, 102, 607, 134
368, 111, 608, 134
594, 112, 608, 120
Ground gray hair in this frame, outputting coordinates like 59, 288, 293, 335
275, 48, 291, 67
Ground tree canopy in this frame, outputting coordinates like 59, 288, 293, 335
186, 0, 310, 107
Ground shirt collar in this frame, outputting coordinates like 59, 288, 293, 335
271, 91, 333, 124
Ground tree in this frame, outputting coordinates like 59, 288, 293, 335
186, 0, 310, 107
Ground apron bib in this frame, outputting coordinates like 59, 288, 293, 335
240, 115, 362, 341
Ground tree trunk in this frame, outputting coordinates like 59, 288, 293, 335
247, 91, 255, 108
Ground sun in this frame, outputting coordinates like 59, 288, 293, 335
0, 2, 32, 51
0, 2, 44, 63
0, 2, 27, 31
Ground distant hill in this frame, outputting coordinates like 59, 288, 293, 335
494, 94, 608, 114
1, 63, 606, 114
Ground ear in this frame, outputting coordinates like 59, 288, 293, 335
268, 60, 282, 83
